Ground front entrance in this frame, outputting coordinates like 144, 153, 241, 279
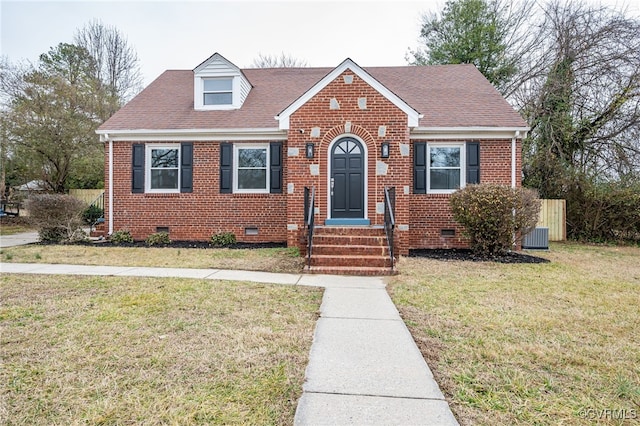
330, 137, 365, 219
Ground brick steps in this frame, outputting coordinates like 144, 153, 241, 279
310, 254, 392, 268
90, 222, 107, 238
313, 235, 385, 246
304, 265, 396, 276
313, 244, 387, 256
305, 226, 395, 276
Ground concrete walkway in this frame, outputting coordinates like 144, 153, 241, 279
0, 262, 458, 425
0, 231, 39, 248
294, 278, 458, 425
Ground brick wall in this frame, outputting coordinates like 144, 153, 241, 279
106, 141, 287, 242
284, 70, 412, 254
409, 139, 522, 249
105, 76, 523, 253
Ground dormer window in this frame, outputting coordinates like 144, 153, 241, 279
203, 78, 233, 105
193, 53, 252, 111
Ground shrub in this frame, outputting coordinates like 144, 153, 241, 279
450, 184, 540, 256
566, 180, 640, 243
210, 232, 236, 247
82, 204, 104, 225
110, 230, 134, 244
146, 232, 171, 246
25, 194, 87, 243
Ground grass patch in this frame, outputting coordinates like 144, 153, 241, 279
1, 245, 304, 273
1, 274, 322, 424
390, 242, 640, 425
0, 224, 33, 236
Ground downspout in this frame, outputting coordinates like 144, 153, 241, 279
511, 131, 519, 188
108, 137, 114, 235
511, 131, 518, 249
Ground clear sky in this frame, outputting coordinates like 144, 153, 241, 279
1, 0, 440, 85
1, 0, 638, 87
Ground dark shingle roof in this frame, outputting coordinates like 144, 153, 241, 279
99, 64, 527, 131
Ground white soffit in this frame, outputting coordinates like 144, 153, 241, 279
410, 127, 530, 140
96, 128, 286, 142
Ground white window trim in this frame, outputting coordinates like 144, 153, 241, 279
427, 142, 466, 194
146, 143, 180, 193
202, 77, 233, 106
326, 135, 369, 220
233, 143, 270, 194
194, 75, 241, 110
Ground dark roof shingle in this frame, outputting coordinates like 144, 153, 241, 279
99, 64, 527, 131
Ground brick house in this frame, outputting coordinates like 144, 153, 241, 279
97, 53, 528, 274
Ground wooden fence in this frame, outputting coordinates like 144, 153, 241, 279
537, 199, 566, 241
69, 189, 104, 207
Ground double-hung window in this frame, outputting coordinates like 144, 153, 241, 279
427, 144, 465, 193
233, 144, 269, 193
147, 144, 180, 192
203, 78, 233, 106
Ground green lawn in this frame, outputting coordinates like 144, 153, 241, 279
3, 241, 638, 425
390, 242, 640, 425
0, 224, 33, 236
1, 274, 322, 425
0, 244, 304, 273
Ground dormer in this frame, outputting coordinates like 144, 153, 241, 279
193, 53, 252, 110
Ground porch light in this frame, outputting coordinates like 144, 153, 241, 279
381, 142, 390, 158
306, 143, 315, 159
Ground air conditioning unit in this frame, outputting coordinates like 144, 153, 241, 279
523, 227, 549, 250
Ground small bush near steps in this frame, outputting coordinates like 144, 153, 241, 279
145, 232, 171, 246
109, 230, 134, 244
450, 184, 540, 256
210, 232, 236, 247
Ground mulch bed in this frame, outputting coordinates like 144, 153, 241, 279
68, 240, 287, 250
409, 248, 550, 264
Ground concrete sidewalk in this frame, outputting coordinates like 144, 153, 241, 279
1, 262, 458, 425
0, 262, 372, 288
295, 279, 458, 425
0, 231, 39, 248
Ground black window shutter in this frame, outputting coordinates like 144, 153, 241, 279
414, 142, 427, 194
180, 142, 193, 193
220, 143, 233, 193
132, 144, 145, 193
270, 142, 283, 194
466, 142, 480, 184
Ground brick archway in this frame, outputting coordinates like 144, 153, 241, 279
314, 124, 379, 223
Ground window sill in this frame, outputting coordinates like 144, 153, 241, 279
427, 190, 457, 195
142, 192, 181, 198
229, 192, 280, 198
195, 104, 239, 111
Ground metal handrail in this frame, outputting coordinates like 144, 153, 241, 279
384, 186, 396, 269
304, 186, 316, 268
88, 192, 105, 231
90, 191, 105, 211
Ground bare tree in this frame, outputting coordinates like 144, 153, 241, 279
74, 19, 142, 119
518, 1, 640, 194
0, 56, 29, 105
250, 52, 308, 68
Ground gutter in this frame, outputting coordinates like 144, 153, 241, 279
410, 126, 529, 140
96, 128, 287, 142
